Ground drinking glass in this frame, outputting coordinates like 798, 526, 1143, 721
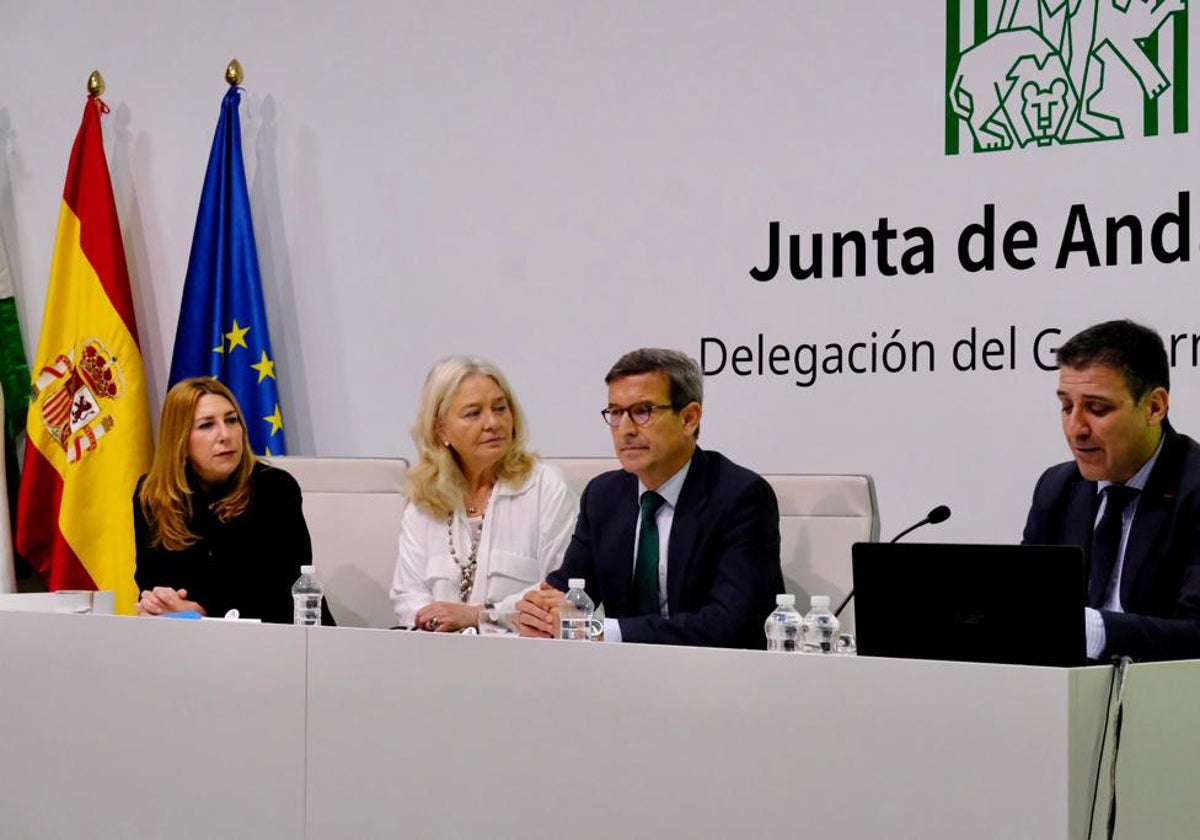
477, 607, 520, 636
54, 590, 95, 615
834, 632, 857, 655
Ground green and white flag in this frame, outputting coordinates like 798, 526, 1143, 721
0, 230, 29, 593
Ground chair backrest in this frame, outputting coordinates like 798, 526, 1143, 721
546, 457, 620, 497
766, 474, 878, 633
266, 456, 409, 629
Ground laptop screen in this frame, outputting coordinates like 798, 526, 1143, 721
851, 542, 1087, 667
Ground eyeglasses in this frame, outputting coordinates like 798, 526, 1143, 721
600, 403, 675, 428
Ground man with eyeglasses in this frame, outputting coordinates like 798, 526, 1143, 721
516, 348, 782, 648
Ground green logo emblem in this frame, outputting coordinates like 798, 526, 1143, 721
946, 0, 1189, 154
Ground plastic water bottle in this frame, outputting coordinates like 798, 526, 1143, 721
802, 595, 839, 654
292, 565, 324, 626
764, 593, 803, 652
559, 578, 594, 640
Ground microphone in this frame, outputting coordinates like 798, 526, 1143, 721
889, 504, 951, 543
833, 504, 952, 618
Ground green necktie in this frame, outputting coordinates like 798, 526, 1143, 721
632, 491, 665, 616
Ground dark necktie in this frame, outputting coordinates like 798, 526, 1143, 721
632, 491, 665, 616
1089, 485, 1140, 608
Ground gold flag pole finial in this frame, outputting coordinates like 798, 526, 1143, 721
225, 59, 243, 86
87, 70, 105, 98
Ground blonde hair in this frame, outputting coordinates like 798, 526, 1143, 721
139, 377, 258, 551
407, 357, 534, 518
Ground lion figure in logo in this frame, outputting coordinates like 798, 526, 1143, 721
949, 0, 1188, 151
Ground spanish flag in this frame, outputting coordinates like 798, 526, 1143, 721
16, 88, 152, 615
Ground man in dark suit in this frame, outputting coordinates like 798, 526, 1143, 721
1023, 320, 1200, 662
517, 348, 782, 648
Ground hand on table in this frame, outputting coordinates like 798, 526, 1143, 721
415, 601, 481, 632
136, 587, 206, 617
516, 582, 563, 638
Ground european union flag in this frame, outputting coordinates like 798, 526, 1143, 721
170, 84, 286, 455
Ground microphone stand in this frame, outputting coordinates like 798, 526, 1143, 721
834, 506, 951, 618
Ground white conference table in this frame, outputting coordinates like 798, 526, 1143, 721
2, 611, 1198, 839
0, 611, 307, 838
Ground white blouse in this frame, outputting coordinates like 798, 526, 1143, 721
389, 461, 579, 626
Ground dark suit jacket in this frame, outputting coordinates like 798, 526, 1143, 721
1022, 425, 1200, 661
548, 448, 782, 649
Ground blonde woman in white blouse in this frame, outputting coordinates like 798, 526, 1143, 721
390, 357, 578, 631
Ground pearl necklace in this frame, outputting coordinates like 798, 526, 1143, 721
447, 511, 483, 602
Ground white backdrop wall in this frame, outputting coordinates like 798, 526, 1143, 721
2, 1, 1198, 543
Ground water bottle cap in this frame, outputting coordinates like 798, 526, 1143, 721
775, 593, 795, 606
568, 578, 585, 589
300, 565, 315, 575
810, 595, 831, 608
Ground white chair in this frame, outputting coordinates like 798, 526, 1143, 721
766, 474, 878, 633
266, 456, 409, 629
546, 457, 620, 497
546, 459, 877, 631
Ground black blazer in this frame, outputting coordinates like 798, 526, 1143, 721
1023, 425, 1200, 661
548, 448, 782, 649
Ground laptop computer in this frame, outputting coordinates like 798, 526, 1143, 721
851, 542, 1087, 667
